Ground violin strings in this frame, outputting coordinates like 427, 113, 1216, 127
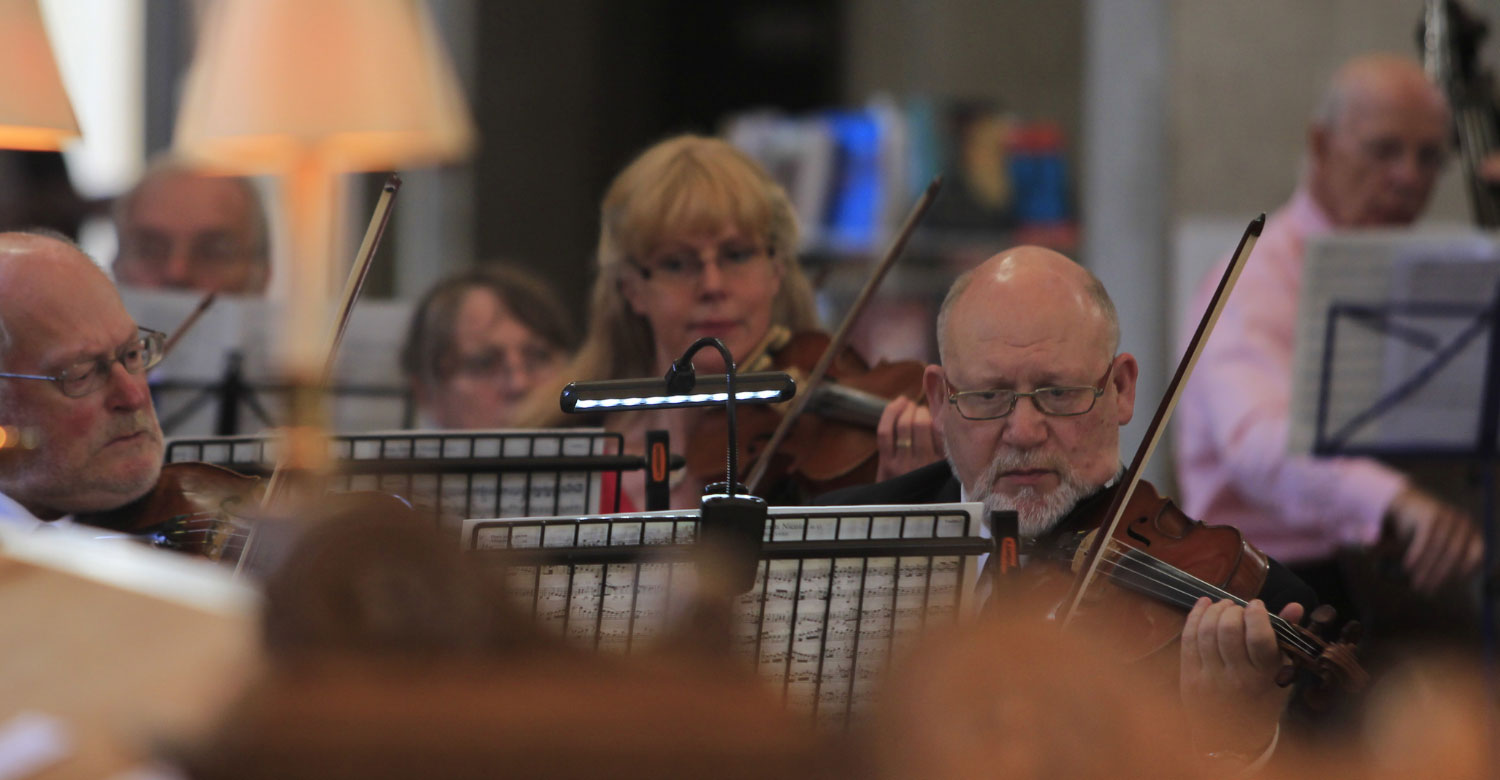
1088, 539, 1321, 657
1096, 542, 1320, 657
1093, 540, 1319, 656
1090, 552, 1318, 658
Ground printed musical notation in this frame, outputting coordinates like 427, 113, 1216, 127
473, 503, 987, 724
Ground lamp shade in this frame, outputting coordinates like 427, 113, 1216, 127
173, 0, 474, 173
0, 0, 80, 151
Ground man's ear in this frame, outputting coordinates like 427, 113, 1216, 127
923, 364, 947, 421
1307, 123, 1331, 171
1111, 353, 1139, 426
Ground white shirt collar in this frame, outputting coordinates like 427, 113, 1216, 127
0, 491, 74, 532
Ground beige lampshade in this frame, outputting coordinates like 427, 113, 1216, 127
0, 0, 80, 151
173, 0, 475, 173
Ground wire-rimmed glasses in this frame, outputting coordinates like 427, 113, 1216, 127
627, 241, 774, 288
0, 326, 166, 398
946, 362, 1114, 421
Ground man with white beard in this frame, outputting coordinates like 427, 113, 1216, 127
0, 231, 167, 529
819, 245, 1318, 768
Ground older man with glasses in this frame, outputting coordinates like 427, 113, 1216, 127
819, 245, 1317, 770
0, 231, 166, 529
112, 157, 270, 295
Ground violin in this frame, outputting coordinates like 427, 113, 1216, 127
78, 461, 424, 571
1018, 479, 1368, 695
686, 330, 927, 501
77, 461, 263, 561
1037, 214, 1369, 699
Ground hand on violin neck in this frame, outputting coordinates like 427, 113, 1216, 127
1180, 597, 1302, 763
874, 396, 944, 481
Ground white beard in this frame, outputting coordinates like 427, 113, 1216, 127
950, 444, 1096, 540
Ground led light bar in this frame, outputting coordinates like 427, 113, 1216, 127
560, 371, 795, 413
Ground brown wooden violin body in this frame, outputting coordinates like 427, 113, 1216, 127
76, 462, 422, 568
77, 461, 264, 561
686, 331, 925, 500
1019, 479, 1368, 693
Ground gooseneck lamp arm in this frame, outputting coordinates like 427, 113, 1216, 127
669, 337, 740, 496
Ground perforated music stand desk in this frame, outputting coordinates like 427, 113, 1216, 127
165, 429, 632, 522
462, 502, 1008, 728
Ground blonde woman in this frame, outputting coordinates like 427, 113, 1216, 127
518, 135, 940, 509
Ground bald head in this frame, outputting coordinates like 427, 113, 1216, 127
923, 245, 1137, 539
1307, 54, 1451, 227
0, 232, 111, 361
937, 246, 1119, 367
1314, 55, 1447, 129
0, 230, 163, 518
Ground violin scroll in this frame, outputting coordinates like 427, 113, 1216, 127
1281, 606, 1370, 704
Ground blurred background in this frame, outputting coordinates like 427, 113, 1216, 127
9, 0, 1484, 485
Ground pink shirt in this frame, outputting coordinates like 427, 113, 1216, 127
1174, 186, 1408, 565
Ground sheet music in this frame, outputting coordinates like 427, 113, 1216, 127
165, 428, 616, 523
465, 503, 986, 724
124, 287, 412, 435
1289, 231, 1500, 454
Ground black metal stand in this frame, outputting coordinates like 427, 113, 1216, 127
152, 349, 410, 436
1313, 288, 1500, 664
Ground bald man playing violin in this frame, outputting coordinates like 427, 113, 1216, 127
0, 231, 166, 530
822, 246, 1318, 769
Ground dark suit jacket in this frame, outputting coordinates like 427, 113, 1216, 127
815, 462, 1320, 615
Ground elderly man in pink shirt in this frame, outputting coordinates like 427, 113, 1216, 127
1176, 55, 1483, 624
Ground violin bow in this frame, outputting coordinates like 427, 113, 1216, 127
320, 175, 403, 385
160, 291, 217, 359
743, 175, 942, 494
1058, 214, 1264, 627
237, 174, 403, 574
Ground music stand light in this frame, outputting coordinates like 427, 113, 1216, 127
560, 372, 795, 413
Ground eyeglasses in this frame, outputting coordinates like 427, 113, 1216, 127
441, 343, 559, 383
946, 362, 1114, 421
628, 242, 773, 287
120, 230, 256, 270
0, 327, 167, 398
1357, 137, 1448, 174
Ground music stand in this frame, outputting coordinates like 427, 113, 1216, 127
1290, 232, 1500, 658
462, 503, 1011, 728
124, 287, 414, 436
166, 429, 641, 523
